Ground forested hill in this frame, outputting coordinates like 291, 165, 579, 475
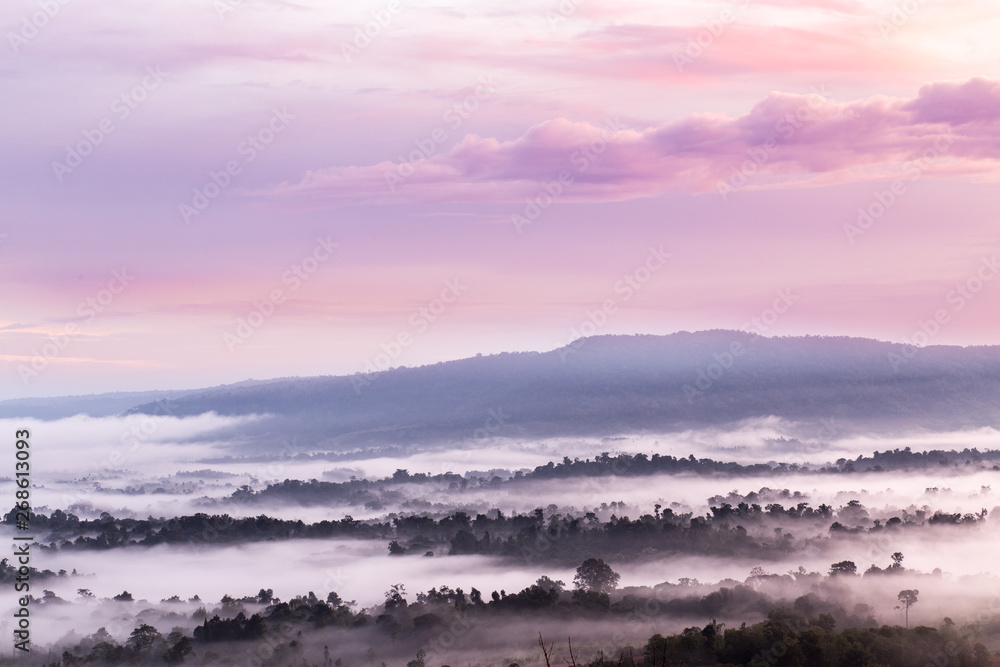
113, 332, 1000, 446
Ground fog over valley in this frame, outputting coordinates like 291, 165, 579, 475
3, 335, 1000, 664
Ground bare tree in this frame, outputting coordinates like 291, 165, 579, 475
538, 633, 553, 667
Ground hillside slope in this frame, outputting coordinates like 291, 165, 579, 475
117, 332, 1000, 447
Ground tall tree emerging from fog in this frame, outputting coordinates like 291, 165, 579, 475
829, 560, 858, 577
573, 558, 621, 594
897, 590, 920, 628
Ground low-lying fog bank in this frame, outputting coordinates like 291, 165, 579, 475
4, 413, 1000, 663
8, 554, 1000, 663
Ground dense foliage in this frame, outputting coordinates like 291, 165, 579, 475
14, 492, 990, 570
45, 577, 996, 666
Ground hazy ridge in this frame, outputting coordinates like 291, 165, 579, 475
117, 332, 1000, 446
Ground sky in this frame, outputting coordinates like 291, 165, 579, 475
1, 0, 999, 399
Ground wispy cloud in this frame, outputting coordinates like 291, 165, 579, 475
255, 78, 1000, 204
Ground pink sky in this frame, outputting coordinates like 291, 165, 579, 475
1, 0, 999, 398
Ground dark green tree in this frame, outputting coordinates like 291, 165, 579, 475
125, 623, 162, 656
573, 558, 620, 593
829, 560, 857, 576
384, 583, 407, 609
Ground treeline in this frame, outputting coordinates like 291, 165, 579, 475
619, 610, 992, 667
9, 509, 391, 551
11, 496, 989, 565
45, 583, 862, 665
531, 447, 1000, 479
46, 579, 994, 666
229, 476, 403, 509
396, 502, 986, 564
213, 447, 1000, 512
0, 557, 66, 583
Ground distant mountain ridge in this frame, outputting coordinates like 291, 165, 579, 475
124, 331, 1000, 447
6, 332, 1000, 446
